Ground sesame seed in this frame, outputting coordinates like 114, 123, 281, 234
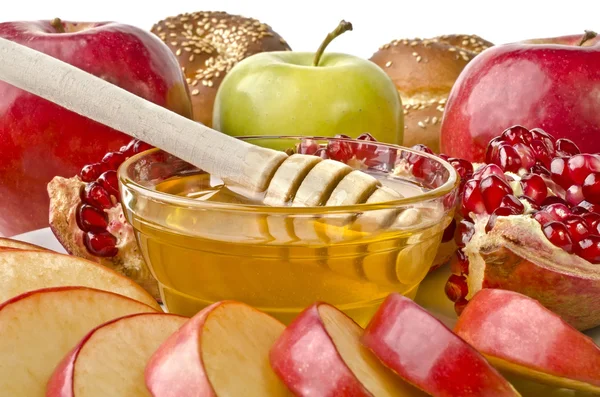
416, 56, 422, 63
189, 55, 195, 62
438, 98, 447, 104
170, 41, 177, 46
412, 52, 418, 56
448, 47, 456, 52
424, 117, 430, 123
418, 121, 426, 129
191, 80, 198, 86
410, 41, 418, 46
385, 61, 392, 67
208, 80, 213, 87
432, 117, 439, 124
176, 48, 182, 56
191, 89, 199, 95
403, 109, 408, 115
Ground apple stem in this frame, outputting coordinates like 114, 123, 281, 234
312, 20, 353, 67
578, 30, 597, 46
50, 18, 66, 34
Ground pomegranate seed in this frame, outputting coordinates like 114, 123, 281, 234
445, 274, 469, 302
450, 250, 470, 275
543, 221, 574, 253
448, 158, 474, 181
541, 196, 568, 207
534, 210, 556, 226
486, 207, 518, 232
578, 200, 600, 214
495, 144, 522, 173
83, 231, 118, 257
97, 170, 120, 200
473, 164, 506, 181
529, 139, 552, 168
326, 139, 354, 163
563, 215, 590, 243
543, 203, 572, 220
500, 125, 530, 144
520, 173, 547, 205
411, 144, 433, 154
297, 139, 319, 155
530, 128, 556, 153
461, 180, 486, 216
550, 157, 570, 188
568, 154, 600, 185
530, 163, 551, 177
556, 138, 580, 157
577, 235, 600, 263
75, 204, 108, 233
518, 195, 541, 211
354, 133, 378, 161
583, 212, 600, 230
442, 219, 457, 243
566, 185, 585, 206
480, 175, 512, 213
454, 298, 469, 316
485, 137, 504, 165
79, 162, 107, 183
101, 151, 127, 170
80, 182, 113, 210
499, 194, 525, 214
583, 172, 600, 204
513, 143, 536, 169
313, 148, 329, 159
571, 206, 589, 215
455, 219, 475, 248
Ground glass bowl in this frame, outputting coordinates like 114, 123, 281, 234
118, 136, 459, 326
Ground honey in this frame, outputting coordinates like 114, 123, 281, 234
127, 170, 453, 326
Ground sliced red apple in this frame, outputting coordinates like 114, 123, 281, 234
455, 289, 600, 394
0, 237, 48, 251
145, 300, 291, 396
47, 312, 187, 397
269, 302, 426, 396
0, 249, 160, 310
0, 286, 157, 396
362, 293, 519, 396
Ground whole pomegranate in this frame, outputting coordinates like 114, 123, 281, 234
47, 139, 159, 300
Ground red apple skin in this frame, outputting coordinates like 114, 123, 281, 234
145, 302, 219, 397
454, 289, 600, 387
46, 312, 186, 397
0, 20, 192, 237
362, 293, 518, 397
269, 303, 372, 397
440, 35, 600, 162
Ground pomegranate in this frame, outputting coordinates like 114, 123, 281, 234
48, 139, 160, 301
437, 125, 600, 331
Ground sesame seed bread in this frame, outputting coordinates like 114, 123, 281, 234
370, 34, 493, 152
151, 11, 291, 127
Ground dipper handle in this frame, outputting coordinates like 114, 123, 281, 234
0, 36, 287, 192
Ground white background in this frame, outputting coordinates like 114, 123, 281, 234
3, 0, 600, 58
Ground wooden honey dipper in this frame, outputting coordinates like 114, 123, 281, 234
0, 36, 407, 224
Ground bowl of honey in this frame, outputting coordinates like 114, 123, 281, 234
118, 136, 459, 326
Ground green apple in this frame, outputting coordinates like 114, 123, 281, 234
213, 21, 403, 145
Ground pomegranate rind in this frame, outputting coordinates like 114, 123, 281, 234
465, 215, 600, 331
48, 176, 160, 302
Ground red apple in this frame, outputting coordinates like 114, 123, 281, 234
440, 31, 600, 162
362, 293, 519, 397
269, 302, 425, 396
0, 18, 192, 237
454, 288, 600, 394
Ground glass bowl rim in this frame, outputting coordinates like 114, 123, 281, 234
117, 135, 460, 215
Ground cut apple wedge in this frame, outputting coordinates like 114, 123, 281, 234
0, 286, 157, 396
362, 293, 519, 397
145, 300, 291, 397
0, 236, 48, 251
454, 289, 600, 394
47, 312, 187, 397
269, 302, 426, 397
0, 250, 160, 310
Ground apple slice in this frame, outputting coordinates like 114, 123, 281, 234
0, 250, 160, 310
362, 293, 519, 397
454, 289, 600, 394
0, 286, 157, 396
0, 237, 48, 251
270, 302, 426, 396
145, 300, 291, 396
47, 312, 187, 396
